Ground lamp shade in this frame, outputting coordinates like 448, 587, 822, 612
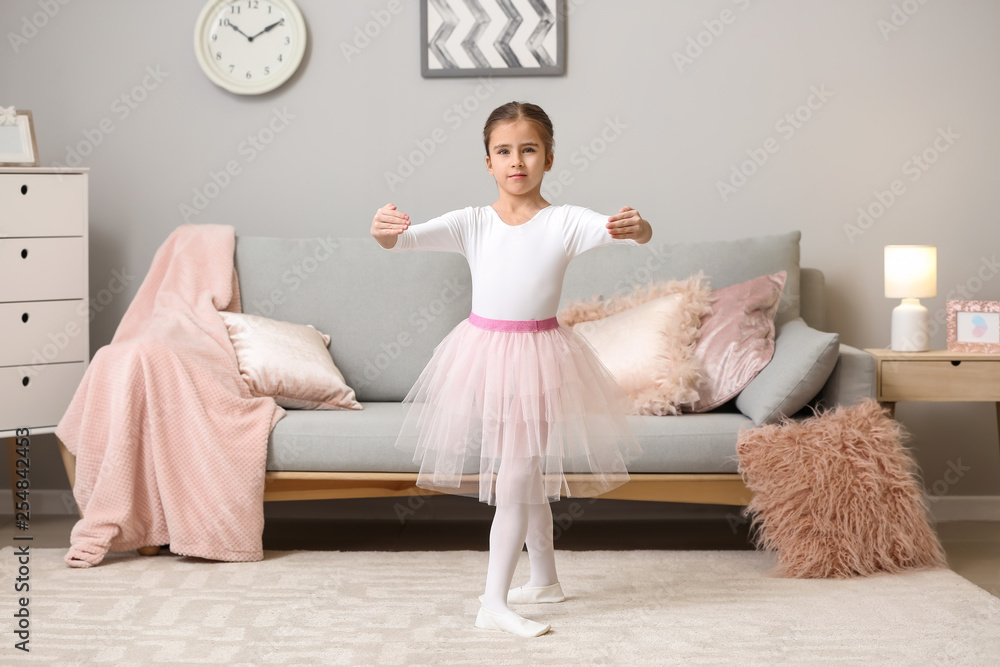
885, 245, 937, 299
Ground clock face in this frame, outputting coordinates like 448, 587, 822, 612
195, 0, 306, 94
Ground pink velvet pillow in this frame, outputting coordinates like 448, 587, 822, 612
220, 312, 362, 411
688, 271, 786, 412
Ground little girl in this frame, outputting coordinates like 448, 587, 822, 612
370, 101, 652, 637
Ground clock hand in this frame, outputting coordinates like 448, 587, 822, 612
226, 21, 253, 41
248, 19, 284, 41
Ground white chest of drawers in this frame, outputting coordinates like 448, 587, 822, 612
0, 167, 89, 438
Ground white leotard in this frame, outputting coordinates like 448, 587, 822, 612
385, 204, 638, 321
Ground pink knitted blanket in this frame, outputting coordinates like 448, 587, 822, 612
57, 224, 284, 567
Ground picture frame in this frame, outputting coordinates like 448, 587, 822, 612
420, 0, 566, 78
946, 300, 1000, 353
0, 109, 39, 167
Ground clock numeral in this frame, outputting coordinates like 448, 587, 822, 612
218, 18, 232, 27
212, 33, 217, 42
230, 5, 240, 14
277, 54, 283, 62
216, 51, 222, 61
246, 71, 252, 79
265, 66, 270, 75
247, 0, 259, 9
284, 36, 290, 45
229, 64, 235, 73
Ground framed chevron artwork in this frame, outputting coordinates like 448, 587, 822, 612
420, 0, 566, 78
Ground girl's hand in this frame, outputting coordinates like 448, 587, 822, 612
607, 206, 652, 243
371, 203, 410, 248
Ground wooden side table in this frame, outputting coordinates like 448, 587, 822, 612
866, 348, 1000, 459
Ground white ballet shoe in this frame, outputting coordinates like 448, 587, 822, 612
475, 599, 550, 637
507, 582, 566, 605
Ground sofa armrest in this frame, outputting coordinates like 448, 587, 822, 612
811, 344, 876, 410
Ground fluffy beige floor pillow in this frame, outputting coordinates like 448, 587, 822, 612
736, 398, 947, 578
559, 275, 712, 415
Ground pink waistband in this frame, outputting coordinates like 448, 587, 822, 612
468, 312, 560, 332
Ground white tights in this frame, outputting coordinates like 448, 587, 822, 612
480, 481, 559, 613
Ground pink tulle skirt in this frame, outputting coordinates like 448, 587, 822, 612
394, 312, 643, 506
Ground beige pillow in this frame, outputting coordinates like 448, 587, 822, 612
572, 294, 704, 416
219, 312, 362, 410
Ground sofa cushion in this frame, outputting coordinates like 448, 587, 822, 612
735, 318, 840, 424
266, 402, 753, 474
561, 231, 801, 328
236, 232, 804, 402
626, 410, 753, 474
811, 344, 877, 410
235, 237, 472, 402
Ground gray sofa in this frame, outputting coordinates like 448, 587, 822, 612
234, 230, 875, 506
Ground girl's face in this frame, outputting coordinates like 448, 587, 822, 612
485, 119, 553, 197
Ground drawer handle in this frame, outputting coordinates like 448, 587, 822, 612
21, 312, 29, 323
951, 360, 961, 367
20, 184, 28, 195
22, 377, 30, 387
21, 248, 28, 259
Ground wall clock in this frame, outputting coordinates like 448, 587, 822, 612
194, 0, 307, 95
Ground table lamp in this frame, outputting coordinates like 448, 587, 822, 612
884, 245, 937, 351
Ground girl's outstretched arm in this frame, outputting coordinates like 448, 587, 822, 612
373, 206, 468, 255
607, 206, 652, 244
371, 203, 410, 249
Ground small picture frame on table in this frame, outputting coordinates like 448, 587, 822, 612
0, 109, 39, 167
947, 300, 1000, 353
420, 0, 566, 78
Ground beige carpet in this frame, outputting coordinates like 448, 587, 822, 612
3, 547, 998, 664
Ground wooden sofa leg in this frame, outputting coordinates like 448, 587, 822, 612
59, 437, 162, 556
57, 438, 83, 520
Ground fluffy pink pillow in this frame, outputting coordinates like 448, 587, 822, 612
689, 271, 786, 412
572, 295, 702, 415
736, 399, 948, 578
559, 275, 713, 416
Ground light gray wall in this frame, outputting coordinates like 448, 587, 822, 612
2, 0, 998, 507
